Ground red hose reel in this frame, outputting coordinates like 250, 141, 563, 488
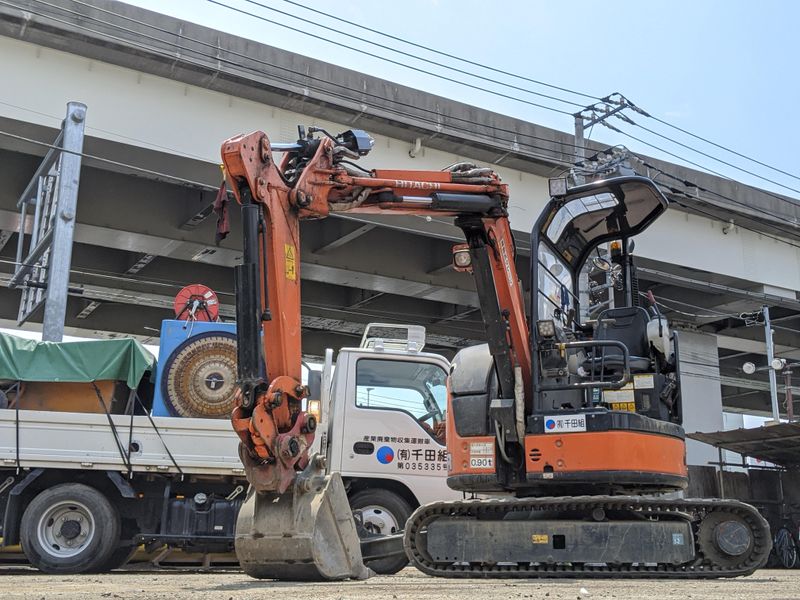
173, 284, 220, 322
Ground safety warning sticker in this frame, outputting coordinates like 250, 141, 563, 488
284, 244, 297, 280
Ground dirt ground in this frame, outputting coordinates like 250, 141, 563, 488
0, 566, 797, 600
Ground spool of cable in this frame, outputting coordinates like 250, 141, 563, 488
161, 331, 237, 418
173, 284, 220, 322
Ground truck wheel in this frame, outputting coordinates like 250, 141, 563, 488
20, 483, 121, 574
349, 488, 412, 575
97, 542, 138, 571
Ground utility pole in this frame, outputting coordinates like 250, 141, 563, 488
572, 95, 629, 186
762, 305, 781, 424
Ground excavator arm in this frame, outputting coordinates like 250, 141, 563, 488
221, 127, 531, 498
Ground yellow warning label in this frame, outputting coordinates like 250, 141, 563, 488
284, 244, 297, 281
611, 401, 636, 412
531, 534, 549, 544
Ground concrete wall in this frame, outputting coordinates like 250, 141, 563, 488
2, 35, 800, 293
679, 330, 724, 466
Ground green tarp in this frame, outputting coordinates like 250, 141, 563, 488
0, 333, 155, 389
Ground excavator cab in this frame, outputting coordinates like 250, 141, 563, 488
446, 176, 687, 498
531, 176, 682, 426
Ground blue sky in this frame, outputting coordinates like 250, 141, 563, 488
123, 1, 800, 196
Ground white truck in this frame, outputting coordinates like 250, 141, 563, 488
0, 323, 459, 575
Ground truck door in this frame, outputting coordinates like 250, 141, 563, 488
340, 354, 455, 504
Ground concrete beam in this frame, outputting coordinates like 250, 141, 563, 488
0, 271, 478, 349
638, 266, 800, 312
0, 207, 477, 307
1, 0, 796, 237
314, 224, 375, 255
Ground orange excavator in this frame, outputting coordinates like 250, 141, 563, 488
219, 126, 770, 580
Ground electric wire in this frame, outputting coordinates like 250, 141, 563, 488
0, 129, 219, 191
200, 0, 575, 116
651, 180, 800, 252
12, 0, 585, 168
23, 0, 800, 218
273, 0, 601, 103
267, 0, 800, 189
17, 0, 800, 211
646, 111, 800, 183
6, 4, 800, 315
619, 115, 800, 196
230, 0, 800, 191
637, 157, 800, 232
7, 0, 800, 244
609, 120, 799, 209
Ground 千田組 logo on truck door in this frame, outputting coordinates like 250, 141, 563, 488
376, 445, 394, 464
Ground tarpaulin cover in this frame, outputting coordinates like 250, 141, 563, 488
0, 333, 155, 389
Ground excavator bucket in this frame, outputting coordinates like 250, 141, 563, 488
235, 470, 371, 581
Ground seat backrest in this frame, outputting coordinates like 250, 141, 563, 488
594, 306, 651, 357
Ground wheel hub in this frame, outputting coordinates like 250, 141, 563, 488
37, 501, 95, 558
358, 505, 400, 536
714, 519, 752, 556
59, 519, 81, 540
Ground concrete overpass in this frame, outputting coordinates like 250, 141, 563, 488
0, 0, 799, 439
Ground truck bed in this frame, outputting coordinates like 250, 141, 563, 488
0, 409, 242, 476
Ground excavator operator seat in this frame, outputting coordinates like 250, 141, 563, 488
585, 307, 652, 374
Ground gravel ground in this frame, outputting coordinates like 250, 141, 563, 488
0, 567, 797, 600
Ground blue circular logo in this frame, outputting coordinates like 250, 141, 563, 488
545, 419, 556, 430
376, 446, 394, 464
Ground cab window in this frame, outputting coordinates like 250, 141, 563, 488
355, 358, 447, 444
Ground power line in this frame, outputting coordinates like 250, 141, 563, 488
637, 158, 800, 243
619, 114, 800, 196
10, 0, 800, 243
275, 0, 600, 103
23, 0, 799, 211
15, 0, 586, 167
612, 122, 799, 214
204, 0, 575, 116
272, 0, 800, 190
0, 129, 218, 191
657, 183, 800, 252
620, 97, 800, 185
232, 0, 586, 110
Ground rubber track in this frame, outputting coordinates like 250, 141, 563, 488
404, 496, 771, 579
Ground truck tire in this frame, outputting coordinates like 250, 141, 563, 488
20, 483, 121, 574
97, 542, 138, 571
349, 488, 412, 575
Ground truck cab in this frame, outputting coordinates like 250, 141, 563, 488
314, 323, 462, 574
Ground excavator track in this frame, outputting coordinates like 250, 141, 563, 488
404, 496, 771, 579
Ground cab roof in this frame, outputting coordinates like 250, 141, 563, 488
538, 176, 669, 270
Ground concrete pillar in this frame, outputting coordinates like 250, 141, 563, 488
678, 330, 724, 467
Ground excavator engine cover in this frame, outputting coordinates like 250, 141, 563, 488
162, 332, 238, 418
235, 462, 370, 581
